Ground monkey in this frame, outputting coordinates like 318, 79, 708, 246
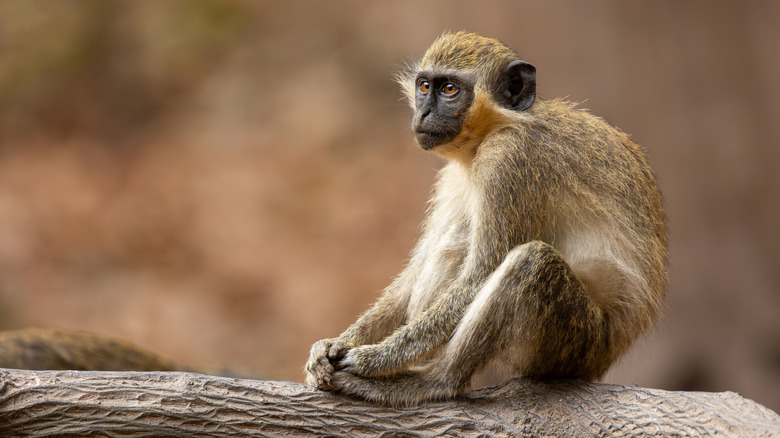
0, 328, 177, 371
0, 327, 260, 378
304, 31, 667, 407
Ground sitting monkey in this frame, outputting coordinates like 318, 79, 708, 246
305, 31, 667, 407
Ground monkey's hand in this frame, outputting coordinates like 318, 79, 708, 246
337, 344, 399, 378
304, 338, 353, 390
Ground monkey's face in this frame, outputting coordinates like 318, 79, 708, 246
412, 70, 475, 150
411, 60, 536, 152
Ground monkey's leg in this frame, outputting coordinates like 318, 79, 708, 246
332, 241, 610, 406
447, 240, 612, 381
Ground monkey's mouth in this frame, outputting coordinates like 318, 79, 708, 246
416, 130, 455, 150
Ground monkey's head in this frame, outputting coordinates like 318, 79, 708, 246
401, 31, 536, 159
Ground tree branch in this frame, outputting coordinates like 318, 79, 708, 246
0, 368, 778, 437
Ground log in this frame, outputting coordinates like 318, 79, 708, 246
0, 368, 778, 437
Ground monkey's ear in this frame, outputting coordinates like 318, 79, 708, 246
501, 60, 536, 111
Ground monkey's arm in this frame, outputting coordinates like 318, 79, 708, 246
338, 267, 483, 378
304, 263, 417, 388
306, 205, 460, 388
338, 275, 413, 347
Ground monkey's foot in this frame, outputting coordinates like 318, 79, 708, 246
331, 370, 458, 407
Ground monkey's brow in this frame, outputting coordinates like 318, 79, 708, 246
415, 69, 476, 84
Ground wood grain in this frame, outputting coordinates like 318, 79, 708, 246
1, 368, 778, 437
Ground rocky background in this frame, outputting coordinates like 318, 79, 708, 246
0, 1, 778, 412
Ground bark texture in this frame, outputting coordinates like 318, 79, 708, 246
1, 368, 778, 437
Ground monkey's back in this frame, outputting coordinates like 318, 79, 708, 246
486, 98, 668, 348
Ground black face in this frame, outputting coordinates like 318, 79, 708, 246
413, 71, 475, 150
412, 61, 536, 151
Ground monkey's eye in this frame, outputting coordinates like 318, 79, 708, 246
441, 83, 458, 96
419, 81, 430, 95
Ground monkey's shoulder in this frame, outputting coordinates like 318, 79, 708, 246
528, 99, 633, 147
480, 99, 648, 174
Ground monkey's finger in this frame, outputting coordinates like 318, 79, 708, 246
328, 343, 350, 360
332, 358, 348, 371
319, 371, 339, 390
315, 357, 334, 374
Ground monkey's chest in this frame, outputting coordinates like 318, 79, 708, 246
406, 226, 469, 320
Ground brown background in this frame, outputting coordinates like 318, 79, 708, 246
0, 1, 778, 412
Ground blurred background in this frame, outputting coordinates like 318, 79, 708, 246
0, 0, 778, 411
